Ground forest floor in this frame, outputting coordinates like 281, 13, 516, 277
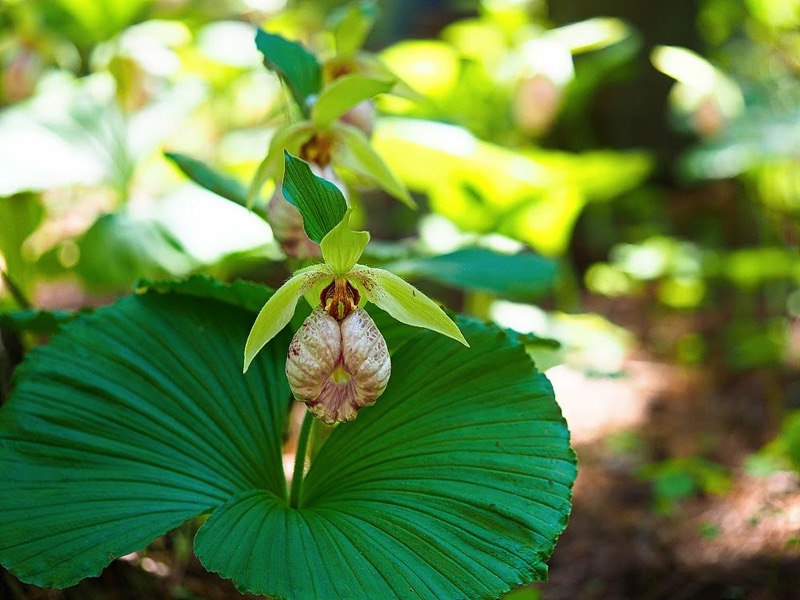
542, 358, 800, 600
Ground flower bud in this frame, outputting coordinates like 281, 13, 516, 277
286, 305, 391, 424
512, 74, 562, 136
340, 100, 376, 137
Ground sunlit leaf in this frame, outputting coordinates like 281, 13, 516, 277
255, 29, 322, 112
0, 193, 42, 297
282, 152, 348, 243
311, 74, 394, 127
49, 0, 153, 44
69, 212, 197, 292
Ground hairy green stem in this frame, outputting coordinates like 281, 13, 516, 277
289, 409, 315, 508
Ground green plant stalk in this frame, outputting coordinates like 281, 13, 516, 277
289, 409, 316, 508
1, 271, 32, 310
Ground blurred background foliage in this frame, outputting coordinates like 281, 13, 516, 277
1, 0, 800, 597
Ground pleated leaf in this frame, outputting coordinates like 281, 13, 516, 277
0, 282, 575, 599
196, 318, 576, 599
0, 290, 291, 587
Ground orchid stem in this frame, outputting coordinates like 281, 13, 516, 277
289, 409, 315, 508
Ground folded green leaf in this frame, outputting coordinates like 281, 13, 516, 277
0, 309, 77, 335
311, 74, 394, 128
332, 122, 416, 208
282, 152, 348, 243
165, 152, 253, 209
255, 29, 322, 113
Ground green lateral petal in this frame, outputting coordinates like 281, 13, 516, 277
254, 29, 321, 112
282, 152, 348, 243
243, 264, 330, 371
320, 210, 370, 275
311, 74, 394, 128
331, 122, 416, 208
247, 122, 315, 209
349, 265, 468, 346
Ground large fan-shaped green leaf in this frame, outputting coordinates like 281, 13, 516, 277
0, 291, 290, 587
196, 319, 575, 598
0, 282, 575, 599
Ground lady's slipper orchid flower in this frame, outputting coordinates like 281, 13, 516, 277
243, 213, 468, 423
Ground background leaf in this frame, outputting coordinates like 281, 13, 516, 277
165, 152, 255, 209
385, 247, 559, 299
255, 29, 322, 112
282, 151, 348, 243
0, 193, 43, 298
0, 309, 77, 335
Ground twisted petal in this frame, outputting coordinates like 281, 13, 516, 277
349, 264, 469, 346
243, 264, 331, 372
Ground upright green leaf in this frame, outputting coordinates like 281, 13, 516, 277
165, 152, 254, 209
255, 29, 322, 112
331, 0, 378, 59
332, 121, 416, 208
282, 152, 348, 243
311, 74, 394, 127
